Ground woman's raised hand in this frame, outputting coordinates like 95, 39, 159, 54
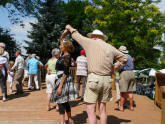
65, 25, 77, 33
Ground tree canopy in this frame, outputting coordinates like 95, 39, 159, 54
83, 0, 165, 69
0, 0, 40, 24
25, 0, 90, 63
0, 27, 20, 60
3, 0, 165, 69
24, 0, 67, 63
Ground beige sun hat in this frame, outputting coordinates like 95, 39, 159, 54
118, 46, 129, 54
87, 29, 108, 41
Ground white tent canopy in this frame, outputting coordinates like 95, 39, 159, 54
159, 69, 165, 73
149, 68, 158, 76
138, 68, 159, 77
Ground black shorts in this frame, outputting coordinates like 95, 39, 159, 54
58, 102, 71, 114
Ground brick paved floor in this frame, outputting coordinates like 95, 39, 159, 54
0, 82, 161, 124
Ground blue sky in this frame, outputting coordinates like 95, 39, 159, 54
0, 1, 165, 55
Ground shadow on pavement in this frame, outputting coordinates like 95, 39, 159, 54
70, 99, 85, 107
72, 111, 88, 124
72, 111, 131, 124
6, 92, 30, 101
107, 115, 131, 124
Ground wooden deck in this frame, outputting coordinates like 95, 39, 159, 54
0, 82, 161, 124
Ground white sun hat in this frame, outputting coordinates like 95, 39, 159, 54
118, 46, 129, 54
87, 29, 108, 41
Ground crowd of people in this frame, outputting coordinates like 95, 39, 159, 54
0, 24, 136, 124
0, 44, 44, 100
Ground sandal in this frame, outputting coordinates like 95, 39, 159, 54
115, 108, 124, 112
47, 106, 51, 111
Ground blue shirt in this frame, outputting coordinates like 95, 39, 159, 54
120, 54, 134, 71
27, 58, 40, 74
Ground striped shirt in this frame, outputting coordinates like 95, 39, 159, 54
76, 55, 87, 76
72, 31, 128, 76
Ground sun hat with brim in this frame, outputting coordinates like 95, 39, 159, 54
87, 29, 108, 41
118, 46, 129, 54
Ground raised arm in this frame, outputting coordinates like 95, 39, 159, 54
113, 46, 128, 67
65, 25, 93, 50
60, 29, 70, 45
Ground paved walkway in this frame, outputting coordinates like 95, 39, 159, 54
0, 82, 161, 124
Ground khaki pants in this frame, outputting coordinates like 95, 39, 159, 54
14, 69, 24, 93
76, 75, 87, 97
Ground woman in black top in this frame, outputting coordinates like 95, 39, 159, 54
51, 30, 77, 124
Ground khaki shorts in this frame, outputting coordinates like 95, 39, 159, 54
119, 71, 136, 92
84, 73, 112, 103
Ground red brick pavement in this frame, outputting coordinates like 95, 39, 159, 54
0, 82, 161, 124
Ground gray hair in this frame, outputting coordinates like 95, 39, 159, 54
0, 43, 5, 48
52, 48, 60, 57
32, 54, 36, 58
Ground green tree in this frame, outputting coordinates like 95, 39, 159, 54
0, 0, 40, 24
25, 0, 67, 63
62, 0, 90, 58
0, 27, 19, 60
25, 0, 90, 63
83, 0, 165, 69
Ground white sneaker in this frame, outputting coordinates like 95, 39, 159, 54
2, 97, 6, 102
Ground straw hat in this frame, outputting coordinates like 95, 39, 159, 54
118, 46, 129, 54
87, 29, 108, 41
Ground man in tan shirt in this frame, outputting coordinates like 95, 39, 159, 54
11, 50, 24, 95
62, 25, 127, 124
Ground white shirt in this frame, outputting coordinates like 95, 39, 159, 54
12, 55, 24, 70
76, 55, 87, 76
0, 56, 8, 76
2, 51, 9, 60
7, 71, 14, 82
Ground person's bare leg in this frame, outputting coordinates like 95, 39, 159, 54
66, 112, 73, 124
128, 92, 134, 110
55, 103, 59, 110
86, 103, 97, 124
60, 114, 66, 124
98, 102, 107, 124
120, 92, 126, 111
47, 93, 51, 111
